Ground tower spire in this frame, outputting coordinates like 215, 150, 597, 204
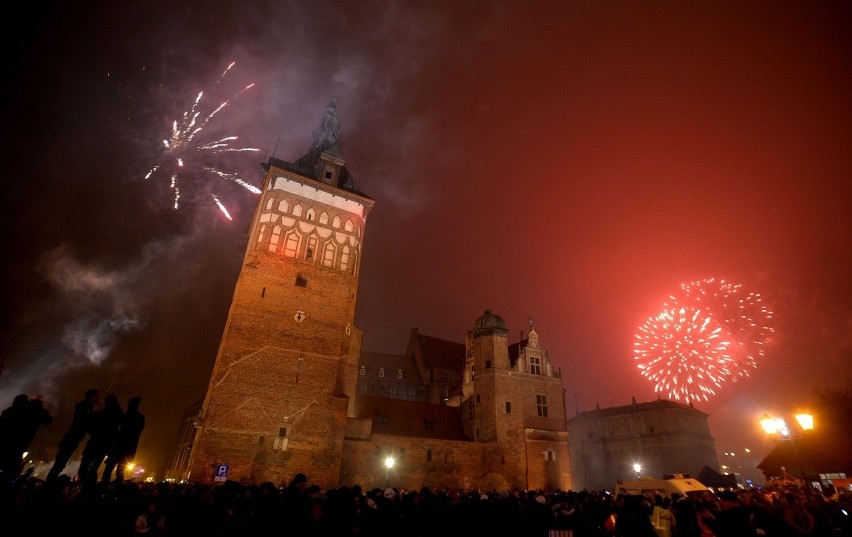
310, 97, 340, 153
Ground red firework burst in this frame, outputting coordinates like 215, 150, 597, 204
634, 278, 774, 403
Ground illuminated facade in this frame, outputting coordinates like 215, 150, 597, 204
185, 101, 574, 490
186, 99, 374, 486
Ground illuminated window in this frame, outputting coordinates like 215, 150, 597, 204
322, 243, 336, 267
306, 236, 317, 261
319, 212, 328, 225
257, 224, 267, 244
344, 220, 354, 232
332, 215, 341, 228
536, 394, 548, 417
266, 198, 274, 210
306, 208, 315, 221
379, 368, 384, 378
397, 369, 403, 380
292, 204, 303, 217
269, 225, 281, 253
340, 245, 350, 271
360, 366, 365, 376
283, 232, 299, 258
278, 199, 288, 212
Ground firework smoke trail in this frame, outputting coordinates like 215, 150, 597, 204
634, 278, 774, 403
144, 62, 260, 215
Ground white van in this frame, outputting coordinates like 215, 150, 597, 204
614, 475, 716, 503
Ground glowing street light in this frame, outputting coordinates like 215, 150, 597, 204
760, 412, 814, 486
633, 463, 642, 479
385, 455, 395, 488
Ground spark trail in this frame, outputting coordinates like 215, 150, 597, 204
144, 62, 261, 218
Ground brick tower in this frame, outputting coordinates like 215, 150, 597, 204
187, 99, 374, 486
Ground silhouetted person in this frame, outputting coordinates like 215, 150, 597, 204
614, 494, 658, 537
101, 395, 145, 486
0, 394, 31, 485
47, 388, 100, 482
282, 472, 313, 533
19, 395, 53, 473
77, 394, 123, 491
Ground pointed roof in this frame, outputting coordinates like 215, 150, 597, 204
412, 332, 464, 371
756, 439, 850, 477
261, 99, 371, 198
352, 395, 468, 441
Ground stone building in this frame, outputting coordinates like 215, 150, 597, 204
567, 398, 720, 491
184, 101, 573, 491
355, 329, 465, 405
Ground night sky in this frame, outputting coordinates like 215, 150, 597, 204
2, 1, 850, 479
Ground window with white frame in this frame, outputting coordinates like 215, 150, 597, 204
530, 355, 542, 375
536, 394, 548, 417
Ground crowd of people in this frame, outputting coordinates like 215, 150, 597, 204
0, 470, 849, 536
0, 387, 145, 491
1, 391, 849, 536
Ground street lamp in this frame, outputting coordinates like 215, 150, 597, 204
760, 412, 814, 486
633, 463, 641, 479
384, 455, 395, 488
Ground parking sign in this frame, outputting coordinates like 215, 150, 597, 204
214, 463, 229, 482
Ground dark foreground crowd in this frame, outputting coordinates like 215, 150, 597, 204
1, 471, 850, 537
1, 389, 850, 536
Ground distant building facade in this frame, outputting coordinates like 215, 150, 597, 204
355, 329, 466, 405
567, 398, 720, 491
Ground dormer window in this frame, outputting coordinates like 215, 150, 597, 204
379, 368, 384, 378
397, 369, 403, 380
